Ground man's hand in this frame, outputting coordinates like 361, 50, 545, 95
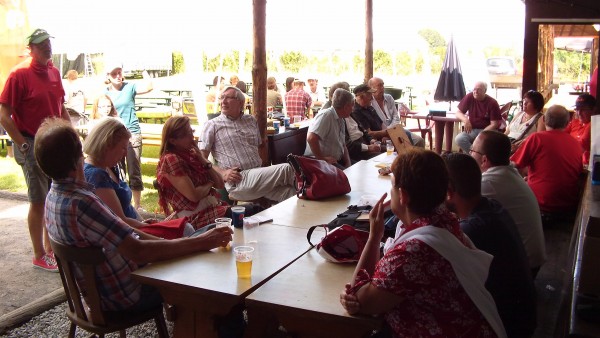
197, 226, 233, 249
222, 168, 242, 184
367, 129, 387, 140
463, 120, 473, 133
367, 144, 380, 152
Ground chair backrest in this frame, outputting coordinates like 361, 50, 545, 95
498, 102, 513, 131
50, 238, 109, 326
268, 127, 308, 165
499, 101, 513, 120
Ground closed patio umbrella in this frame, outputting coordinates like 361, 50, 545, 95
434, 36, 466, 110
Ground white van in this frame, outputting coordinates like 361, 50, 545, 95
486, 57, 517, 76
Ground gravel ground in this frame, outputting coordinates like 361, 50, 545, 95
1, 302, 173, 338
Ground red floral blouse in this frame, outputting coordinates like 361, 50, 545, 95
350, 207, 497, 337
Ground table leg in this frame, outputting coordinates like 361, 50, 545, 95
444, 122, 454, 153
434, 121, 445, 154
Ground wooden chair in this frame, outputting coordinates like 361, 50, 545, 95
400, 109, 433, 150
50, 238, 169, 338
498, 101, 513, 133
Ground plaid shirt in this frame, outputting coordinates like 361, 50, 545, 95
156, 152, 227, 229
45, 178, 140, 311
199, 113, 262, 170
285, 88, 312, 117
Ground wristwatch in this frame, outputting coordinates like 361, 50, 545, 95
202, 162, 212, 169
19, 142, 30, 153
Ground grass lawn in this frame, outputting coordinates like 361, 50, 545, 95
0, 145, 162, 215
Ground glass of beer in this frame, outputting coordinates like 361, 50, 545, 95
234, 246, 254, 279
215, 217, 232, 249
386, 140, 394, 156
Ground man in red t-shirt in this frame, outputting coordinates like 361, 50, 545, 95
455, 81, 501, 153
511, 105, 583, 215
564, 94, 596, 165
0, 28, 71, 272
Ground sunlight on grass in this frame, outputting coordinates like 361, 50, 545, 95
0, 153, 27, 193
0, 146, 161, 213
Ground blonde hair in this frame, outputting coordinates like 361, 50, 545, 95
65, 70, 78, 80
91, 95, 118, 120
83, 117, 130, 160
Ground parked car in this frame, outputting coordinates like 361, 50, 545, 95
486, 57, 517, 75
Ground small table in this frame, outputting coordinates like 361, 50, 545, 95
410, 112, 460, 154
132, 224, 318, 338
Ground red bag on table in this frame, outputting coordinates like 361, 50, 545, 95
140, 217, 187, 240
287, 154, 351, 200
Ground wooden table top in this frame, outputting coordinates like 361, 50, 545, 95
245, 248, 381, 331
132, 223, 321, 298
252, 160, 392, 229
410, 111, 459, 122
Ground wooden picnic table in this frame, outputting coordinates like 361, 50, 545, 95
131, 156, 392, 337
132, 224, 320, 338
409, 111, 460, 154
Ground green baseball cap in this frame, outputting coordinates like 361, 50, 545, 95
26, 28, 53, 45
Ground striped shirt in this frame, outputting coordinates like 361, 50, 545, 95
199, 113, 262, 170
45, 178, 140, 311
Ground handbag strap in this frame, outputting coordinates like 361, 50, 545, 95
307, 224, 328, 247
513, 112, 541, 143
287, 154, 308, 197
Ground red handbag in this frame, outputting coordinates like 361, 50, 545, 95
140, 217, 187, 239
307, 224, 369, 263
287, 154, 351, 200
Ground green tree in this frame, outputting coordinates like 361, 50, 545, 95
418, 28, 446, 49
353, 55, 364, 74
374, 49, 392, 74
279, 51, 308, 73
555, 50, 591, 82
172, 52, 184, 74
395, 51, 413, 76
418, 28, 446, 74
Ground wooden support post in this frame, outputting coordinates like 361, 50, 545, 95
253, 0, 268, 166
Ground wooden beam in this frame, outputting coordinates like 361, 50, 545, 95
0, 288, 66, 334
253, 0, 268, 165
364, 0, 373, 83
522, 10, 539, 94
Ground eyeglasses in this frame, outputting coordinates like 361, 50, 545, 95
469, 148, 484, 156
220, 96, 238, 101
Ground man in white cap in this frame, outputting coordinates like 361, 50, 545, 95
305, 78, 325, 107
0, 28, 71, 272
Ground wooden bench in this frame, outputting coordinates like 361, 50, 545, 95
0, 134, 11, 149
139, 123, 199, 148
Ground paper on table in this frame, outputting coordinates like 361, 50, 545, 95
251, 215, 273, 225
374, 154, 396, 168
